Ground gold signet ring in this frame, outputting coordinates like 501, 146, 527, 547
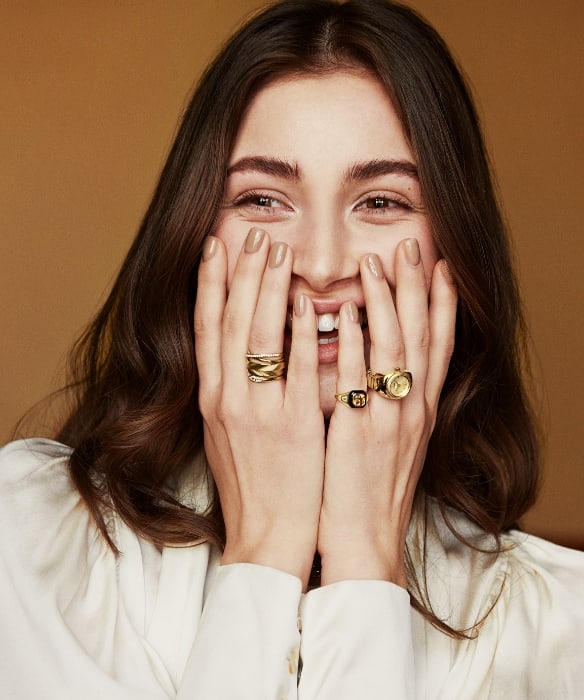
334, 389, 368, 408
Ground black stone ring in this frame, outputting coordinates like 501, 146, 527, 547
334, 389, 368, 408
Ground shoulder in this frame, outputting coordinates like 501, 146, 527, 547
500, 528, 584, 616
0, 437, 72, 485
0, 438, 106, 571
410, 499, 584, 628
0, 438, 90, 542
411, 501, 584, 694
0, 439, 78, 532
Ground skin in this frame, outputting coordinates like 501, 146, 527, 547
194, 71, 457, 590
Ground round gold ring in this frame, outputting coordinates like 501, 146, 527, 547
246, 352, 285, 360
246, 351, 286, 383
334, 389, 368, 408
366, 368, 412, 400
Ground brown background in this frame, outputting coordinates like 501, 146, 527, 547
1, 1, 582, 544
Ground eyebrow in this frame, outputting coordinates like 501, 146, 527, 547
227, 156, 300, 180
226, 155, 418, 182
346, 159, 418, 181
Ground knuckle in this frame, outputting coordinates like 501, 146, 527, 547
198, 385, 219, 420
199, 396, 214, 422
378, 338, 405, 359
222, 309, 241, 338
442, 334, 456, 359
193, 315, 211, 336
403, 402, 430, 435
410, 327, 430, 350
248, 325, 278, 351
217, 396, 237, 424
288, 349, 317, 376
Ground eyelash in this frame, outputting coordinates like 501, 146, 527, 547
232, 190, 285, 213
355, 194, 412, 213
231, 190, 413, 217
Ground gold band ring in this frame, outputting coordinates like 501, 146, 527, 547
366, 368, 412, 400
334, 389, 368, 408
246, 351, 286, 383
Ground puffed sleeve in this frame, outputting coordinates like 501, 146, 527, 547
486, 533, 584, 699
409, 502, 584, 699
299, 580, 414, 699
0, 439, 162, 698
0, 440, 304, 699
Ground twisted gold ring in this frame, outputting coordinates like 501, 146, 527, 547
334, 389, 368, 408
246, 352, 286, 383
366, 368, 412, 400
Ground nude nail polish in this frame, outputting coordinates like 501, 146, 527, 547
440, 258, 455, 285
244, 228, 265, 253
345, 301, 358, 323
404, 238, 420, 265
202, 236, 218, 261
268, 241, 288, 268
294, 292, 306, 317
365, 253, 383, 278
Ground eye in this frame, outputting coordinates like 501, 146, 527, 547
233, 191, 286, 211
368, 196, 394, 209
352, 191, 416, 223
358, 195, 411, 211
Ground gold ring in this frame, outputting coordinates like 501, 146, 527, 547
334, 389, 368, 408
246, 351, 285, 383
366, 368, 412, 400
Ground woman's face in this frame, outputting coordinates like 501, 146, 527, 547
214, 70, 439, 417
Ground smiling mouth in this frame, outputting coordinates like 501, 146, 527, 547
286, 309, 368, 344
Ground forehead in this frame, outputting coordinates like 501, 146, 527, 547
230, 70, 414, 165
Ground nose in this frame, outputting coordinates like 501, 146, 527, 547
291, 216, 359, 292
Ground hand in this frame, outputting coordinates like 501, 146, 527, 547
194, 229, 325, 586
318, 239, 457, 587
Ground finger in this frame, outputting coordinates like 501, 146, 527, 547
394, 238, 430, 392
426, 259, 457, 407
360, 253, 404, 405
248, 241, 291, 355
285, 293, 320, 411
194, 236, 227, 404
333, 301, 367, 414
221, 228, 270, 382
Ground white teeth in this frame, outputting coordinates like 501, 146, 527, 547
317, 313, 338, 332
287, 308, 366, 331
318, 335, 338, 345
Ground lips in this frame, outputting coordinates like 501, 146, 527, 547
282, 305, 369, 365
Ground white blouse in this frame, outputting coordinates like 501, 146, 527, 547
0, 438, 582, 699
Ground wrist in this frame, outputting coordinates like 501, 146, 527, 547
222, 532, 317, 588
318, 540, 407, 588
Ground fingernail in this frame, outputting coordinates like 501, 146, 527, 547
344, 301, 358, 323
365, 253, 383, 278
440, 258, 455, 286
404, 238, 420, 266
202, 236, 218, 261
244, 228, 265, 254
294, 292, 306, 317
268, 241, 288, 268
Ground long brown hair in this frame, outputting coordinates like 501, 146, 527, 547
57, 0, 539, 633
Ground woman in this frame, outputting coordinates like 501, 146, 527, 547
1, 0, 582, 698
